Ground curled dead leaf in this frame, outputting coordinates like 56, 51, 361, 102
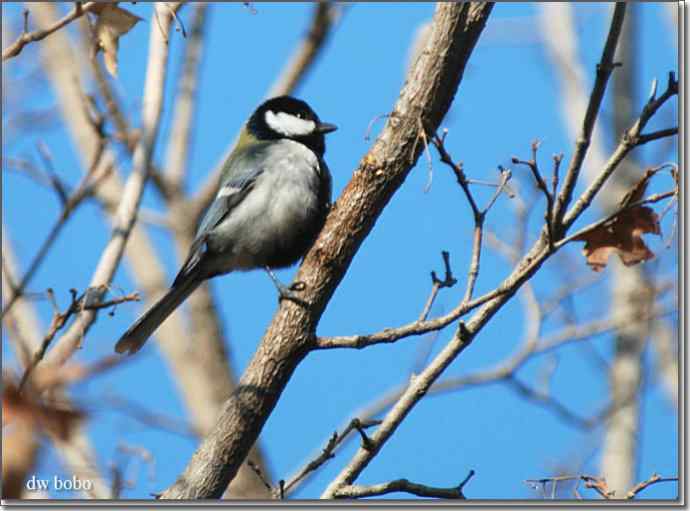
574, 168, 662, 272
93, 4, 142, 77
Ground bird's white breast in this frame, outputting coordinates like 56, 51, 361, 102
211, 139, 322, 270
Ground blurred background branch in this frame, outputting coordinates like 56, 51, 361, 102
1, 1, 678, 502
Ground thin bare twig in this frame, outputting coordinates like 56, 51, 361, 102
430, 133, 510, 304
334, 471, 475, 499
315, 285, 507, 350
507, 376, 594, 429
2, 159, 113, 319
18, 289, 140, 390
431, 131, 480, 219
626, 473, 678, 499
314, 136, 512, 351
635, 127, 678, 145
482, 166, 512, 213
552, 3, 627, 229
419, 251, 457, 322
2, 2, 100, 61
555, 189, 678, 250
512, 140, 555, 245
282, 418, 381, 498
581, 475, 614, 499
329, 302, 675, 462
561, 71, 678, 231
165, 2, 187, 37
526, 472, 678, 500
246, 460, 273, 495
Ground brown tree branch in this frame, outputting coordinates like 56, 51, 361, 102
512, 140, 555, 245
2, 2, 100, 61
418, 251, 458, 322
431, 132, 511, 303
318, 93, 674, 495
18, 289, 140, 390
160, 3, 494, 499
281, 417, 381, 498
73, 10, 270, 495
538, 4, 609, 185
555, 187, 677, 250
551, 3, 627, 230
282, 294, 672, 498
561, 72, 678, 231
315, 287, 506, 350
333, 471, 475, 499
526, 472, 678, 500
322, 193, 669, 501
626, 473, 678, 499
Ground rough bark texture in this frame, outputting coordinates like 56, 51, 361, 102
161, 2, 494, 499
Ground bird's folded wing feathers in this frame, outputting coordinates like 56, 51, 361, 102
173, 164, 264, 285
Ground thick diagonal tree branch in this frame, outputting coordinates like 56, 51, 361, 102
27, 3, 336, 498
319, 6, 643, 496
160, 2, 494, 499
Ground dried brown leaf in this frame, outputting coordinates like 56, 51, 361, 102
94, 4, 142, 77
2, 379, 85, 441
574, 170, 661, 272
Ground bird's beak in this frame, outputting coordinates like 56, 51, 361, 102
316, 121, 338, 134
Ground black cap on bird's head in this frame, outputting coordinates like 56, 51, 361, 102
247, 96, 337, 155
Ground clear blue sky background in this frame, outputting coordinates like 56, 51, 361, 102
2, 2, 679, 501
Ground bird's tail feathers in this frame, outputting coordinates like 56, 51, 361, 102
114, 273, 202, 355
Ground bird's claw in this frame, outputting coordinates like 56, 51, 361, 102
265, 269, 309, 306
290, 281, 306, 292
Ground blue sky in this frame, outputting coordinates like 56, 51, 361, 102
2, 2, 679, 501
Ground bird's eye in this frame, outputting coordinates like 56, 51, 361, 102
296, 112, 304, 119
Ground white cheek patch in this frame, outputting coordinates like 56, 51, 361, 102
265, 110, 316, 136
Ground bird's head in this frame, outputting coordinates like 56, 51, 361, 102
247, 96, 337, 155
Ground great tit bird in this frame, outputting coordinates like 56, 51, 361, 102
115, 96, 336, 355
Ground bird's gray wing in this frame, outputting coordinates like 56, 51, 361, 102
196, 168, 263, 236
173, 149, 265, 285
